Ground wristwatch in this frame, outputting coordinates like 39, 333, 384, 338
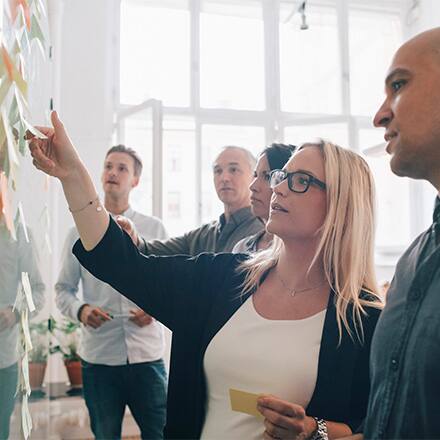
309, 418, 328, 440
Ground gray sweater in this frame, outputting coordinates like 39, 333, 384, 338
139, 206, 263, 255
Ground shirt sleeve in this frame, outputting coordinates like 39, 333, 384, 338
55, 229, 83, 322
139, 232, 191, 256
73, 217, 237, 331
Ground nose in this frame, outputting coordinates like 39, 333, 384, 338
221, 172, 231, 183
373, 98, 393, 128
272, 178, 288, 197
249, 176, 259, 193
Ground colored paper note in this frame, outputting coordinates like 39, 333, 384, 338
17, 202, 29, 242
0, 171, 17, 240
21, 309, 32, 352
21, 272, 35, 312
229, 388, 264, 419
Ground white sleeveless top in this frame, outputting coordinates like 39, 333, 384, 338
200, 295, 326, 440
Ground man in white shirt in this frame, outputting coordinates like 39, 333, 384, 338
55, 145, 168, 439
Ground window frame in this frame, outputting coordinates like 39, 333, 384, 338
116, 0, 424, 257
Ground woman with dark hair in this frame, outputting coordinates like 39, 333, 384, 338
233, 143, 296, 253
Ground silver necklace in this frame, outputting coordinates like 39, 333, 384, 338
275, 268, 327, 298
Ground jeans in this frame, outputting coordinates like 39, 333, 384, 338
82, 359, 167, 440
0, 363, 18, 440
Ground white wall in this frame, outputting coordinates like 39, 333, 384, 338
55, 0, 120, 248
404, 0, 440, 38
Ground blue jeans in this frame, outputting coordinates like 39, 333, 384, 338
82, 359, 167, 440
0, 363, 18, 440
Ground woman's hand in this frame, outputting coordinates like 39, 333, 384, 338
28, 111, 83, 181
258, 395, 317, 440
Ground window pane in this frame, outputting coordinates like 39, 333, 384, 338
359, 127, 385, 151
349, 6, 402, 116
363, 154, 411, 249
201, 124, 265, 223
120, 0, 190, 106
280, 2, 342, 114
284, 123, 349, 148
162, 117, 197, 236
122, 110, 154, 215
200, 0, 265, 110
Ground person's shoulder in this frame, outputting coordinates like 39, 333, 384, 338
184, 220, 217, 237
192, 251, 248, 269
130, 210, 166, 231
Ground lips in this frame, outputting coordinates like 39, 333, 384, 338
251, 196, 261, 204
384, 131, 398, 154
271, 202, 288, 213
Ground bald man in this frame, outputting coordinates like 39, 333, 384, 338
358, 28, 440, 440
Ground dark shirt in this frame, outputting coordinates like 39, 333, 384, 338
138, 206, 264, 255
74, 217, 381, 439
364, 197, 440, 439
232, 230, 266, 253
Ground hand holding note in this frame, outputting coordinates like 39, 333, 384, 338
257, 395, 317, 440
229, 388, 264, 419
27, 111, 82, 181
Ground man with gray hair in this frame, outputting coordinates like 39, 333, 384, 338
120, 145, 264, 255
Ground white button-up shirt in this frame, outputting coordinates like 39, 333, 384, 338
0, 223, 45, 368
55, 207, 168, 365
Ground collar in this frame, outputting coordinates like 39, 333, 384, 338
109, 205, 134, 219
218, 206, 255, 228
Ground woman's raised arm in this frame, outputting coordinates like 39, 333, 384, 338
29, 111, 109, 250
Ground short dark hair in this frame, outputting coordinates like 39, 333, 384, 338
105, 144, 143, 177
261, 143, 297, 171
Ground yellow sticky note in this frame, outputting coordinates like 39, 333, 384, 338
229, 388, 264, 419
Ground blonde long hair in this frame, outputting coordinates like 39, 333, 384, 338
238, 140, 382, 342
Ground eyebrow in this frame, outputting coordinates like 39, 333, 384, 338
213, 162, 241, 168
105, 161, 128, 167
284, 168, 320, 178
385, 68, 412, 87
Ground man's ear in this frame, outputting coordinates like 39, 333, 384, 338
132, 175, 140, 188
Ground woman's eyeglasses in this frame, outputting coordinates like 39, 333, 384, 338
269, 169, 326, 193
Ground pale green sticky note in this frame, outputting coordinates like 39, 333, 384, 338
229, 388, 264, 419
21, 272, 35, 312
21, 309, 32, 352
21, 351, 31, 396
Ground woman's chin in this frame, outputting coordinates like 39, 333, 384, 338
266, 219, 280, 236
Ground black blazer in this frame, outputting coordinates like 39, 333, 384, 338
74, 217, 381, 439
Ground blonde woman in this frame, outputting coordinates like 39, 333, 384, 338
29, 112, 382, 440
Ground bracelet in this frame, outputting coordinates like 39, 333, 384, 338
68, 196, 102, 214
309, 418, 328, 440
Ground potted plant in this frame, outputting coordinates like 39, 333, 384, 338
29, 320, 50, 390
50, 318, 82, 388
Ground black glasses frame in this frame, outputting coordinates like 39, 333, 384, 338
269, 169, 326, 193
